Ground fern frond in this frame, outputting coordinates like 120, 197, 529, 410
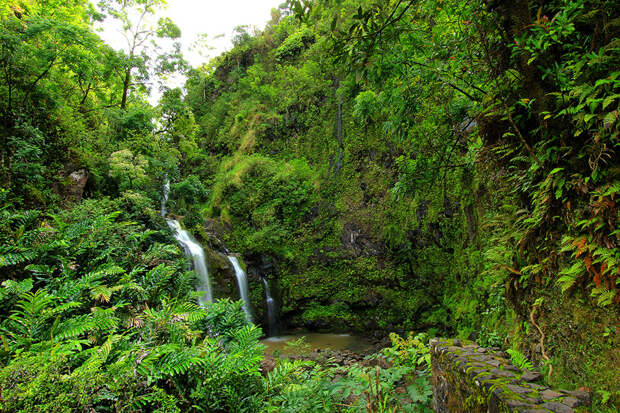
506, 348, 533, 371
0, 245, 37, 267
52, 314, 96, 340
1, 278, 34, 296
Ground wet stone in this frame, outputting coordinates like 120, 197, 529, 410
541, 389, 563, 400
492, 388, 505, 399
541, 401, 574, 413
521, 371, 543, 382
468, 368, 486, 377
561, 397, 581, 408
560, 390, 591, 404
505, 384, 533, 394
505, 399, 531, 409
490, 368, 515, 378
522, 396, 543, 404
429, 340, 591, 413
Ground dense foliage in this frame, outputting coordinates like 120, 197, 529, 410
0, 0, 618, 411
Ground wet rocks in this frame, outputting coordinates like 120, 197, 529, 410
260, 354, 277, 374
59, 168, 89, 202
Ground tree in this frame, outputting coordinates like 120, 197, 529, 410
98, 0, 184, 109
109, 148, 148, 190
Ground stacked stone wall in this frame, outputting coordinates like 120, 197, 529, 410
430, 338, 590, 413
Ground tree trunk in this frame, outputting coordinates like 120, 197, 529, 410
120, 67, 131, 110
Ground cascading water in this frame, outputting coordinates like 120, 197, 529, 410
160, 179, 170, 217
228, 256, 253, 323
168, 220, 213, 304
162, 180, 213, 305
262, 278, 278, 336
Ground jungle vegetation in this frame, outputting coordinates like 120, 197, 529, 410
0, 0, 618, 411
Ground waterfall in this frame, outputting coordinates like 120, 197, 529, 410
262, 278, 278, 336
168, 220, 213, 305
228, 256, 253, 323
161, 179, 170, 217
162, 179, 212, 305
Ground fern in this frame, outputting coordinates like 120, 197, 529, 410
90, 284, 123, 303
143, 242, 181, 263
156, 346, 208, 377
0, 278, 34, 298
52, 314, 96, 341
557, 260, 585, 292
506, 348, 534, 371
5, 290, 56, 345
0, 245, 37, 267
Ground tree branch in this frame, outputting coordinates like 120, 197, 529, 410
22, 55, 57, 105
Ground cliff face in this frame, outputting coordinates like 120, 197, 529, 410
187, 19, 482, 336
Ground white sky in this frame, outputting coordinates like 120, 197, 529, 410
96, 0, 284, 101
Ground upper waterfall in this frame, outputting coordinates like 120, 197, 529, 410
162, 179, 213, 305
168, 220, 213, 305
161, 179, 170, 217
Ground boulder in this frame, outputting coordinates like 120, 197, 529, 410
64, 169, 88, 202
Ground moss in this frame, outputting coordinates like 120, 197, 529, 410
514, 287, 620, 410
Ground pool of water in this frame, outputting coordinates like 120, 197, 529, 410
261, 332, 373, 355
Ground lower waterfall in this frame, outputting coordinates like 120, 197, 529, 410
262, 278, 278, 336
228, 256, 253, 323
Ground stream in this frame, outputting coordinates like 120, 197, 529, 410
261, 332, 373, 355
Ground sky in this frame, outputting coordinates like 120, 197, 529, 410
96, 0, 284, 100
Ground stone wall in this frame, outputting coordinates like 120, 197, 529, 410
430, 338, 590, 413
